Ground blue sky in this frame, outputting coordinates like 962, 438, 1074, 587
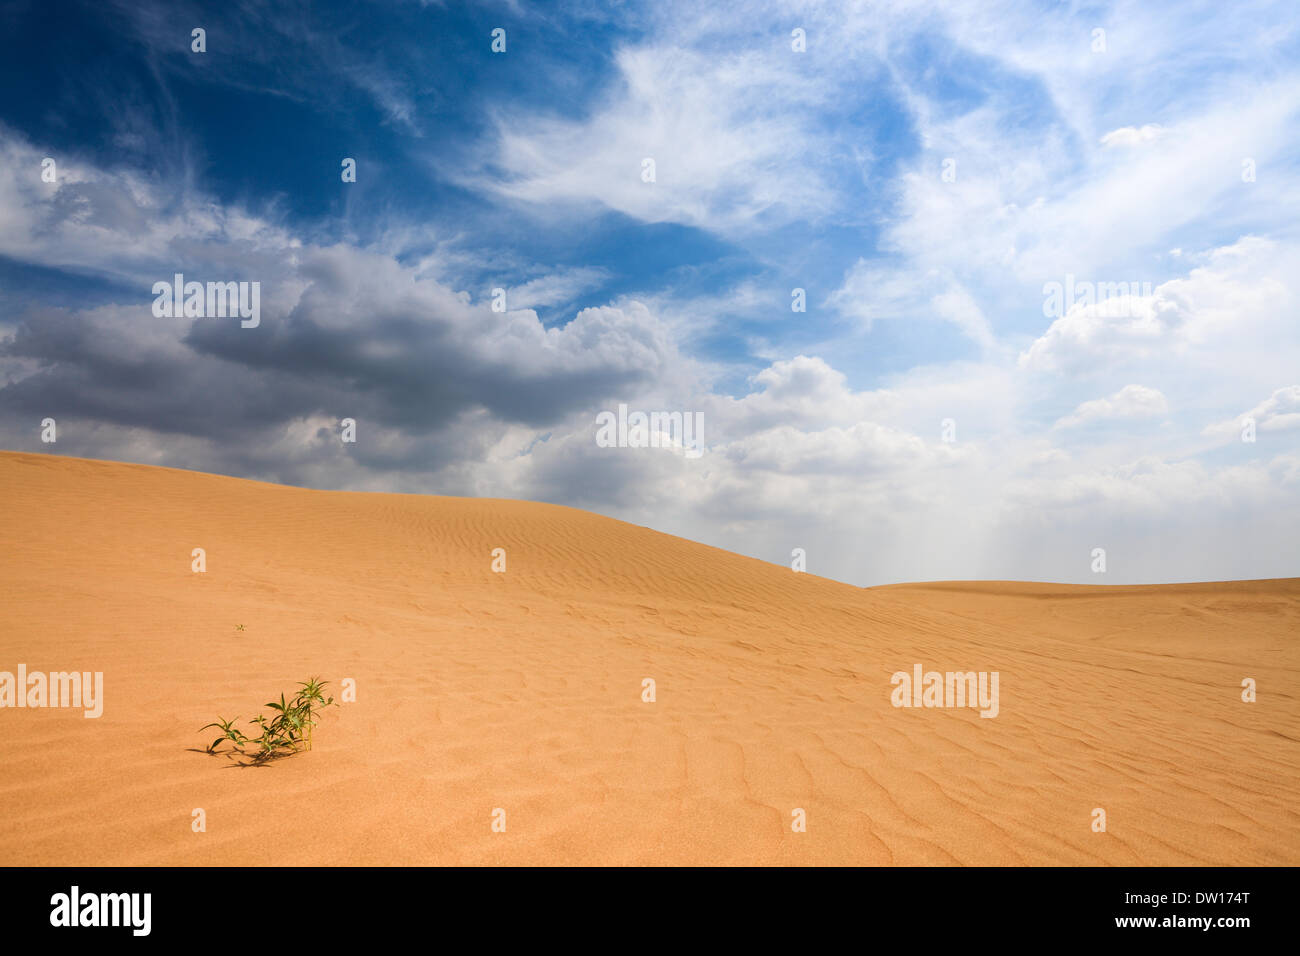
2, 0, 1298, 585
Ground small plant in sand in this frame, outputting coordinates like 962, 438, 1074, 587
201, 677, 336, 764
234, 624, 245, 632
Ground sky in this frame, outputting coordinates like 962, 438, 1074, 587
1, 0, 1298, 586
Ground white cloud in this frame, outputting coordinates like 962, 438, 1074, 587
1099, 124, 1166, 147
1204, 385, 1300, 440
476, 45, 834, 235
505, 267, 609, 310
829, 261, 997, 348
1019, 236, 1299, 375
1053, 384, 1168, 429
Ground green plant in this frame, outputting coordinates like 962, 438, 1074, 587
200, 715, 247, 753
200, 677, 337, 764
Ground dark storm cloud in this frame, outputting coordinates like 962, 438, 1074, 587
1, 240, 677, 476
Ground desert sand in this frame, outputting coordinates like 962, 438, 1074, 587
0, 449, 1296, 865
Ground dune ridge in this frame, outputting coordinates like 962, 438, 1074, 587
1, 450, 1297, 865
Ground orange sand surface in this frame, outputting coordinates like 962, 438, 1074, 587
1, 450, 1297, 865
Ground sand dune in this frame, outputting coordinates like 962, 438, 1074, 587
0, 450, 1296, 865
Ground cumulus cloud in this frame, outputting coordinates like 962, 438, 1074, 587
1053, 385, 1168, 429
1203, 386, 1300, 441
0, 129, 699, 486
1019, 236, 1299, 375
0, 131, 296, 286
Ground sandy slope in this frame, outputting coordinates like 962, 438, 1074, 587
0, 450, 1296, 866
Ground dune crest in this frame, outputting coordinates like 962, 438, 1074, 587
1, 450, 1297, 865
